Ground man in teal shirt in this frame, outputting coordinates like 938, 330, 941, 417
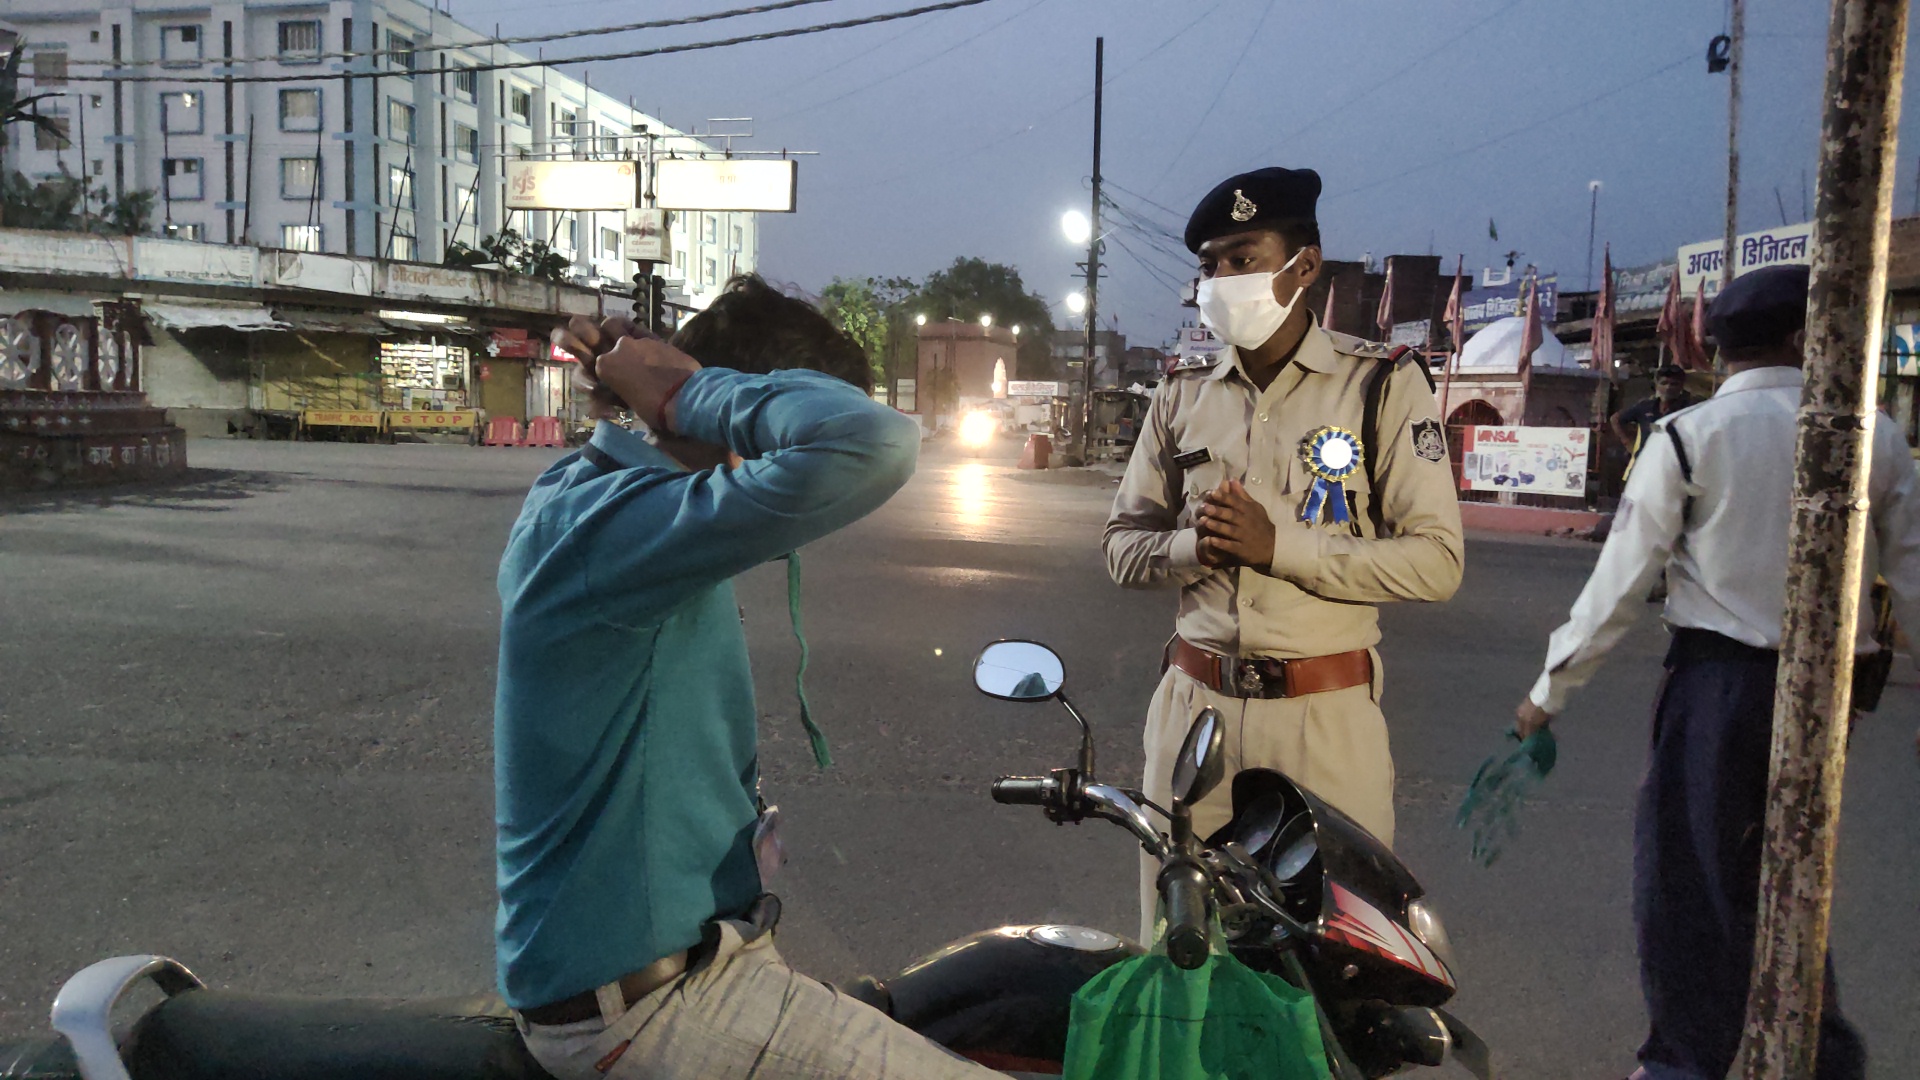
496, 276, 995, 1079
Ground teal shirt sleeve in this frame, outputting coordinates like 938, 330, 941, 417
572, 368, 919, 622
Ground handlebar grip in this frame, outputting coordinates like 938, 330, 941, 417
990, 776, 1054, 806
1159, 861, 1212, 970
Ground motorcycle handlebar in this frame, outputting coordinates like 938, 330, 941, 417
990, 776, 1057, 806
1159, 860, 1212, 970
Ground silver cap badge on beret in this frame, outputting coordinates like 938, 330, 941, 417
1230, 189, 1257, 222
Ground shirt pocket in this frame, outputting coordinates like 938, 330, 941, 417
1178, 456, 1227, 524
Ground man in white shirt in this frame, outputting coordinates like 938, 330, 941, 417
1514, 265, 1920, 1080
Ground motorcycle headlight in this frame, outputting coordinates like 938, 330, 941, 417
1405, 899, 1456, 969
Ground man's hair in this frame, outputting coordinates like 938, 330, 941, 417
670, 274, 873, 394
1270, 218, 1321, 257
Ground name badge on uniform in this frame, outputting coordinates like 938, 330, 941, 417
1298, 426, 1362, 525
1172, 447, 1212, 470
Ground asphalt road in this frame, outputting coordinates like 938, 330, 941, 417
2, 436, 1916, 1078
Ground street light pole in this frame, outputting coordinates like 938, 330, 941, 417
1723, 0, 1745, 293
1078, 36, 1104, 465
1585, 180, 1601, 292
1732, 2, 1908, 1076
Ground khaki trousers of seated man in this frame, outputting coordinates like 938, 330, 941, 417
1137, 651, 1394, 947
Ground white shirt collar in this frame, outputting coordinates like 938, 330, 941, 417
1716, 365, 1804, 396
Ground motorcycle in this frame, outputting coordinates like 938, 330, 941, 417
0, 638, 1490, 1080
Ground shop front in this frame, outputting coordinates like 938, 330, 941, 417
482, 329, 579, 434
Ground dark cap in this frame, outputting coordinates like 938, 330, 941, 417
1656, 364, 1687, 379
1708, 264, 1810, 349
1184, 167, 1321, 253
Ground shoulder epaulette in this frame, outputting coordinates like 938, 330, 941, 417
1326, 330, 1396, 359
1169, 354, 1221, 375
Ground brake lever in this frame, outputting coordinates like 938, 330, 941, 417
1217, 842, 1316, 940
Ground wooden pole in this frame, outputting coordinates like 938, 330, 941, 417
1722, 0, 1746, 293
1732, 2, 1908, 1077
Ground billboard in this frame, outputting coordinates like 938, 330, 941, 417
1461, 275, 1557, 333
654, 158, 797, 212
624, 208, 671, 263
1459, 426, 1590, 497
1677, 221, 1812, 300
505, 160, 638, 211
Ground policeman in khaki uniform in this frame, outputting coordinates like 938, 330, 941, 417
1105, 167, 1464, 942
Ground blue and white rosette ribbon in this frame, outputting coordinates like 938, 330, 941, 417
1298, 426, 1362, 525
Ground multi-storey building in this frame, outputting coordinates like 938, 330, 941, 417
0, 0, 757, 309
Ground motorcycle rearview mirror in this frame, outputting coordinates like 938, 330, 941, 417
1170, 708, 1226, 808
973, 640, 1065, 702
975, 639, 1096, 780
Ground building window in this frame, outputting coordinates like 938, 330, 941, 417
559, 213, 576, 251
512, 143, 531, 160
454, 123, 478, 162
599, 133, 620, 158
388, 165, 414, 208
30, 50, 67, 87
278, 88, 321, 131
161, 25, 203, 66
732, 224, 743, 250
386, 31, 415, 76
164, 158, 204, 201
387, 100, 415, 144
599, 226, 620, 259
160, 92, 203, 133
280, 156, 321, 200
703, 215, 717, 244
33, 114, 70, 151
673, 251, 685, 277
509, 88, 532, 123
166, 222, 205, 241
277, 20, 321, 61
452, 184, 474, 226
281, 224, 323, 252
390, 232, 415, 261
555, 109, 577, 145
703, 256, 717, 286
454, 66, 477, 100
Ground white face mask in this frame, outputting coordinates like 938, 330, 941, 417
1195, 250, 1306, 351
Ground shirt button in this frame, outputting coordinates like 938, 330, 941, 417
1250, 476, 1263, 485
1239, 596, 1253, 607
1259, 412, 1270, 422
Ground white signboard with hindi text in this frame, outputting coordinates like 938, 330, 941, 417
1459, 426, 1590, 497
654, 159, 798, 213
1007, 380, 1063, 397
1677, 221, 1813, 301
505, 161, 638, 211
624, 208, 671, 263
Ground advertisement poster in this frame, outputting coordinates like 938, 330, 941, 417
1460, 426, 1590, 496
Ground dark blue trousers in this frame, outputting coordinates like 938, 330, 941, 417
1633, 629, 1866, 1080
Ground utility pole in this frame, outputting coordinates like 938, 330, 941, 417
1585, 180, 1601, 292
1732, 3, 1908, 1078
1076, 36, 1104, 466
1722, 0, 1745, 293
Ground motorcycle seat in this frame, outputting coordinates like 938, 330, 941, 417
117, 989, 556, 1080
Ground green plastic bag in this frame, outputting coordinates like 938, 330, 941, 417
1456, 729, 1558, 867
1063, 951, 1331, 1080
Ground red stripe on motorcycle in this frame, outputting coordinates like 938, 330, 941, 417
962, 1050, 1064, 1074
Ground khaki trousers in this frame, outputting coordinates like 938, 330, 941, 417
1138, 654, 1395, 946
517, 917, 1000, 1080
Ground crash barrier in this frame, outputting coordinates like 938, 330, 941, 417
484, 417, 526, 447
523, 416, 566, 448
1020, 433, 1052, 470
299, 409, 483, 442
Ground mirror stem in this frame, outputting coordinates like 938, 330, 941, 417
1057, 693, 1095, 779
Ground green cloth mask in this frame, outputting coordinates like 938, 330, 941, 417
1456, 729, 1558, 867
784, 551, 831, 770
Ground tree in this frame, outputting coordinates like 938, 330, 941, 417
0, 45, 68, 230
821, 275, 920, 389
0, 168, 157, 235
444, 228, 570, 280
917, 257, 1058, 378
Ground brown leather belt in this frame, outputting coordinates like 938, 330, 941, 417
1166, 636, 1372, 700
517, 948, 693, 1027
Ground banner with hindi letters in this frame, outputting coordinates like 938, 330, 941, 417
1677, 222, 1813, 300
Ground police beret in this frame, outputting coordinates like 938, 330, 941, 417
1184, 167, 1321, 253
1708, 264, 1810, 349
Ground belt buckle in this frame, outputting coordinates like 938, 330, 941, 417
1236, 660, 1265, 696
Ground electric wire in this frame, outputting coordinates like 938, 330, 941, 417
1146, 0, 1274, 196
769, 0, 1053, 122
71, 0, 846, 70
61, 0, 1002, 85
1325, 51, 1694, 204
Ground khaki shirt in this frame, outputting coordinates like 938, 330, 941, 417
1104, 322, 1464, 659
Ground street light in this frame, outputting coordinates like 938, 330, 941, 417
914, 313, 927, 326
1011, 324, 1021, 337
979, 313, 993, 328
1061, 209, 1092, 246
1064, 291, 1087, 315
